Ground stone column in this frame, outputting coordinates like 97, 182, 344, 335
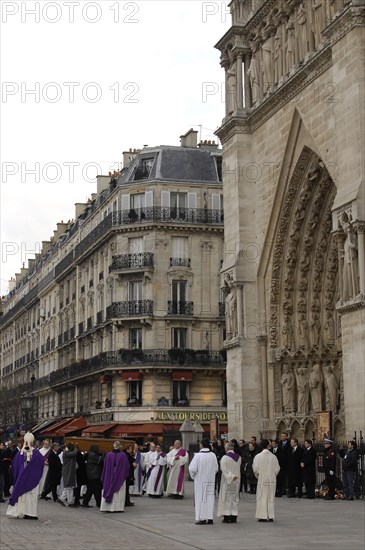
236, 52, 244, 108
244, 51, 252, 108
258, 334, 269, 418
224, 66, 230, 117
354, 223, 365, 294
237, 284, 243, 336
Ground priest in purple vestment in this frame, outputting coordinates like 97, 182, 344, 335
6, 432, 45, 520
100, 440, 130, 512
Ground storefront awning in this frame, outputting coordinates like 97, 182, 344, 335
39, 417, 73, 437
121, 371, 143, 381
172, 371, 193, 381
32, 418, 62, 434
81, 423, 117, 436
52, 417, 87, 438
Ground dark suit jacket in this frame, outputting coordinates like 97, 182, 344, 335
288, 446, 304, 484
46, 450, 62, 485
301, 446, 317, 483
272, 446, 286, 469
278, 440, 291, 470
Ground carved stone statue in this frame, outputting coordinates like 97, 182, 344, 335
226, 49, 237, 115
324, 364, 339, 412
224, 273, 238, 338
295, 365, 309, 415
298, 314, 308, 349
261, 21, 274, 93
282, 314, 294, 349
312, 0, 326, 48
285, 14, 296, 72
309, 363, 323, 412
281, 364, 295, 413
342, 221, 359, 300
273, 26, 283, 84
310, 313, 321, 347
297, 1, 308, 61
323, 310, 335, 345
248, 53, 261, 104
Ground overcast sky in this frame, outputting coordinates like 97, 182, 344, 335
0, 0, 230, 295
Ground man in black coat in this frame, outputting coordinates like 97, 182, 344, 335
82, 444, 103, 508
287, 438, 304, 498
124, 443, 136, 507
300, 439, 317, 499
74, 448, 87, 506
270, 439, 286, 497
277, 432, 290, 496
340, 440, 358, 500
40, 443, 62, 502
323, 438, 336, 500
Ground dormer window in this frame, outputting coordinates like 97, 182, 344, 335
142, 158, 153, 178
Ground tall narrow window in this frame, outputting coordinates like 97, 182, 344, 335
129, 328, 142, 349
172, 327, 187, 348
129, 281, 142, 300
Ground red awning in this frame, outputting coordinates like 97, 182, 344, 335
81, 423, 117, 436
54, 416, 87, 437
172, 371, 193, 381
121, 371, 143, 381
39, 417, 73, 437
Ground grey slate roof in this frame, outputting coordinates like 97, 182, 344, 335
119, 146, 222, 184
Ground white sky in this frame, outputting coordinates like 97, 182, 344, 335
0, 0, 230, 295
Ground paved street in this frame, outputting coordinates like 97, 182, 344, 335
1, 483, 364, 550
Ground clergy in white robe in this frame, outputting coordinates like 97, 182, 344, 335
38, 440, 51, 496
100, 441, 129, 513
166, 440, 189, 498
253, 439, 280, 522
217, 443, 241, 523
146, 445, 167, 497
130, 443, 144, 496
142, 442, 156, 492
188, 439, 218, 524
6, 432, 44, 520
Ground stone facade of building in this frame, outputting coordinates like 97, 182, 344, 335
0, 130, 227, 438
216, 0, 364, 441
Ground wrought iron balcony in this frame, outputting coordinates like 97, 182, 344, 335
169, 258, 191, 268
219, 302, 225, 316
96, 310, 104, 325
110, 253, 154, 271
106, 300, 153, 319
112, 207, 224, 226
167, 301, 193, 315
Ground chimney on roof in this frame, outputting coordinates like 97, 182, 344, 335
122, 148, 141, 168
180, 128, 198, 148
75, 203, 88, 219
97, 175, 111, 195
9, 277, 16, 292
198, 139, 219, 150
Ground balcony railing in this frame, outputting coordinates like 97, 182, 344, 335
110, 252, 154, 271
169, 258, 191, 268
16, 348, 226, 393
167, 301, 193, 315
219, 302, 225, 317
106, 300, 153, 319
112, 207, 224, 226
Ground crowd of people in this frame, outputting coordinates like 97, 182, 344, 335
0, 431, 359, 525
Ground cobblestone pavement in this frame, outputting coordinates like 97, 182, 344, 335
1, 483, 364, 550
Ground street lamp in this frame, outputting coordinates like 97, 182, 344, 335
21, 395, 33, 425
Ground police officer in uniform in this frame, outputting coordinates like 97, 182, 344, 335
323, 438, 336, 500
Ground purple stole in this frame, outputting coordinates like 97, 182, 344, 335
226, 451, 240, 462
9, 449, 45, 506
175, 448, 187, 493
101, 450, 129, 503
154, 453, 166, 492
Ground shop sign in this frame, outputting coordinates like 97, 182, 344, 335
88, 412, 114, 423
155, 411, 227, 422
